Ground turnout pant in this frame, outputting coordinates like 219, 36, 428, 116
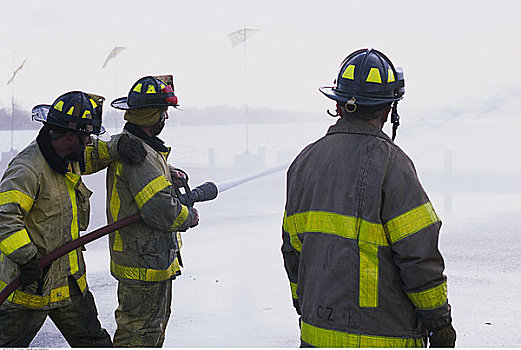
0, 276, 112, 347
113, 279, 172, 347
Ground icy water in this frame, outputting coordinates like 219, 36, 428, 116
1, 117, 521, 347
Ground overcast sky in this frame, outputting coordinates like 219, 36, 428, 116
1, 0, 520, 120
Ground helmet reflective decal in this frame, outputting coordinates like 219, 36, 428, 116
133, 83, 143, 93
341, 65, 355, 80
146, 85, 156, 94
387, 69, 395, 83
366, 68, 382, 83
67, 106, 75, 115
54, 101, 64, 111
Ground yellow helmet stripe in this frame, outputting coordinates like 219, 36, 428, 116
341, 65, 355, 80
366, 68, 382, 83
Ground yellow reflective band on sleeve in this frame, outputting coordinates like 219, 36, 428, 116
387, 68, 395, 83
110, 259, 177, 282
146, 85, 156, 94
290, 282, 298, 299
110, 163, 123, 252
0, 228, 32, 256
113, 231, 123, 252
359, 242, 379, 308
407, 281, 447, 310
0, 190, 35, 212
366, 68, 382, 83
0, 279, 70, 309
341, 64, 355, 80
76, 273, 87, 293
385, 202, 440, 244
171, 205, 189, 231
133, 83, 143, 93
283, 211, 389, 251
84, 146, 94, 174
134, 175, 171, 209
301, 321, 424, 348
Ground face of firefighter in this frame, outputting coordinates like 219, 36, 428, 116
70, 132, 90, 155
153, 108, 169, 136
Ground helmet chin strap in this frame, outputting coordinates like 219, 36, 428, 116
390, 101, 400, 141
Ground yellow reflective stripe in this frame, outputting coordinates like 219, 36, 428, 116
283, 211, 388, 249
76, 273, 87, 292
84, 145, 94, 173
0, 228, 32, 256
111, 259, 176, 282
67, 106, 75, 115
171, 205, 189, 231
134, 175, 171, 209
282, 211, 302, 252
0, 279, 70, 309
0, 190, 34, 212
341, 64, 355, 80
359, 242, 379, 308
407, 281, 447, 310
81, 110, 91, 119
89, 98, 98, 109
366, 67, 382, 83
110, 163, 123, 252
290, 282, 298, 299
301, 321, 424, 348
146, 85, 156, 94
65, 173, 80, 274
385, 202, 440, 244
97, 140, 110, 161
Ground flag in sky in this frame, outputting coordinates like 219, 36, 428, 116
228, 28, 259, 47
7, 58, 27, 85
102, 46, 127, 68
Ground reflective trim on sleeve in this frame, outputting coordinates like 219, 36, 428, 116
134, 175, 171, 209
290, 282, 298, 300
407, 281, 448, 310
110, 163, 123, 252
110, 259, 176, 282
0, 279, 70, 309
0, 228, 32, 256
359, 242, 379, 308
301, 321, 425, 348
170, 205, 189, 231
84, 145, 94, 174
0, 190, 34, 212
385, 202, 440, 244
97, 140, 111, 161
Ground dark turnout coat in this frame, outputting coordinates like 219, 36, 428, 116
282, 117, 452, 347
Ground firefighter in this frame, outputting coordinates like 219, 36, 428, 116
107, 75, 199, 347
0, 91, 113, 347
281, 49, 456, 347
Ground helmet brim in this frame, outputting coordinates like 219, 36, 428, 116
319, 86, 402, 106
110, 97, 179, 110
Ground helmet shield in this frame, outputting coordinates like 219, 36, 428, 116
32, 91, 105, 135
319, 48, 405, 107
111, 75, 179, 110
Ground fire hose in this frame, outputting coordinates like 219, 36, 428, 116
0, 163, 288, 306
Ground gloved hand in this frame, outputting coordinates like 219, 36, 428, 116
178, 207, 199, 231
117, 134, 147, 165
19, 255, 42, 291
429, 324, 456, 348
170, 167, 188, 190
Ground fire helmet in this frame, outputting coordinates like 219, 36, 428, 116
319, 48, 405, 110
32, 91, 105, 135
111, 75, 179, 110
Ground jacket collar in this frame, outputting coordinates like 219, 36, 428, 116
36, 127, 71, 174
326, 117, 392, 142
124, 122, 169, 153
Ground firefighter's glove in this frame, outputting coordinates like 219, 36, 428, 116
178, 207, 199, 232
117, 134, 147, 166
19, 255, 42, 291
429, 324, 456, 348
170, 167, 188, 190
